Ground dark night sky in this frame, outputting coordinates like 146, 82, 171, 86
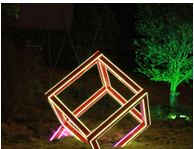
108, 3, 138, 41
74, 3, 138, 42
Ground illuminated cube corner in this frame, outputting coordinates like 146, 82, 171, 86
45, 51, 151, 149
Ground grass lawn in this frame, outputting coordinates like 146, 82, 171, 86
2, 64, 193, 149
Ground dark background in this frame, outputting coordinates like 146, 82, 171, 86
74, 3, 138, 43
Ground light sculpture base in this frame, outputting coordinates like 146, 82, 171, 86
45, 51, 151, 149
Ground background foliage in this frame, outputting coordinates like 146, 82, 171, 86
134, 3, 193, 108
1, 36, 42, 123
70, 3, 121, 63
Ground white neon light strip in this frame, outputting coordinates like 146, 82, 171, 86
98, 61, 143, 124
45, 52, 102, 95
120, 101, 148, 147
52, 60, 100, 96
48, 102, 82, 142
129, 107, 143, 123
58, 128, 68, 139
50, 103, 87, 142
49, 99, 68, 130
97, 62, 106, 86
102, 55, 142, 90
89, 92, 147, 142
49, 97, 90, 139
97, 59, 143, 123
97, 57, 143, 123
146, 94, 151, 124
45, 53, 102, 96
114, 123, 146, 147
73, 87, 107, 117
107, 88, 143, 123
48, 99, 80, 138
46, 51, 151, 149
53, 95, 91, 134
97, 61, 111, 88
120, 95, 151, 147
107, 89, 124, 105
90, 140, 100, 149
50, 125, 63, 141
98, 57, 142, 94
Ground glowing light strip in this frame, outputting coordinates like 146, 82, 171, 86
90, 139, 100, 149
130, 107, 142, 118
45, 51, 102, 95
101, 61, 139, 93
48, 99, 68, 129
52, 125, 75, 140
88, 90, 146, 141
114, 123, 146, 147
97, 61, 111, 88
49, 99, 88, 143
45, 51, 151, 149
58, 128, 68, 139
129, 108, 143, 123
97, 61, 143, 123
146, 94, 151, 124
52, 95, 91, 135
48, 99, 89, 143
48, 104, 79, 141
73, 87, 107, 117
123, 95, 151, 146
116, 100, 147, 147
45, 51, 102, 97
48, 99, 89, 144
107, 87, 143, 123
98, 57, 142, 94
50, 125, 63, 141
61, 127, 74, 136
118, 95, 151, 147
102, 55, 142, 91
53, 60, 99, 96
91, 94, 149, 148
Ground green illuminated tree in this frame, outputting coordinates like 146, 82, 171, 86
134, 3, 193, 108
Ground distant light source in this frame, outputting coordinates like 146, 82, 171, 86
180, 115, 186, 118
168, 114, 190, 121
45, 51, 151, 149
169, 115, 177, 119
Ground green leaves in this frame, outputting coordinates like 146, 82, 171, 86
175, 92, 180, 97
134, 3, 193, 88
134, 40, 140, 47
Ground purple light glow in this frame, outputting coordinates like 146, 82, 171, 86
50, 125, 63, 141
114, 124, 142, 147
50, 125, 75, 141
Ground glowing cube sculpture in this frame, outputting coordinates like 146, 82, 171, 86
45, 51, 151, 148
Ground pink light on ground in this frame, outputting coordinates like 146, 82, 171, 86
45, 51, 151, 148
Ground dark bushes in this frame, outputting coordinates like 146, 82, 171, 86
1, 37, 42, 123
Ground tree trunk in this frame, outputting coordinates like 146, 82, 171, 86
169, 82, 178, 108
